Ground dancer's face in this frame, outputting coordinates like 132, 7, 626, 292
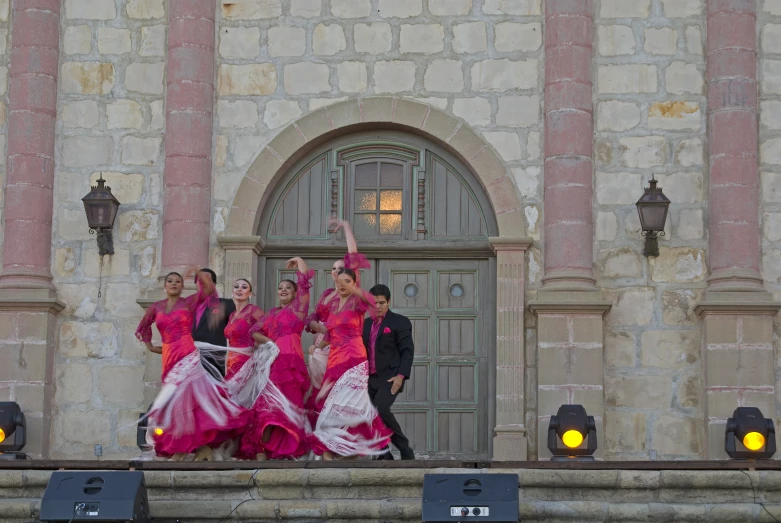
330, 260, 344, 282
278, 280, 296, 305
232, 279, 252, 301
336, 273, 355, 297
164, 274, 183, 297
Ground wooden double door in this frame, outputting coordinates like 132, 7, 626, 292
264, 257, 492, 460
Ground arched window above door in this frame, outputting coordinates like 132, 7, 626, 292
261, 131, 497, 248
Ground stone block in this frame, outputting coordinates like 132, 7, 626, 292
120, 136, 161, 166
650, 247, 706, 283
127, 0, 165, 18
55, 247, 77, 277
221, 0, 282, 19
707, 349, 775, 387
494, 22, 541, 52
313, 23, 346, 55
119, 210, 159, 241
125, 62, 165, 95
597, 100, 640, 131
666, 61, 703, 95
60, 321, 118, 359
400, 24, 444, 53
596, 212, 617, 241
600, 0, 650, 18
0, 342, 48, 382
65, 0, 116, 19
704, 315, 738, 345
61, 100, 99, 128
675, 138, 703, 166
685, 26, 703, 55
597, 25, 636, 56
540, 347, 603, 386
763, 24, 781, 54
150, 100, 164, 129
483, 132, 522, 161
482, 0, 540, 15
58, 409, 112, 445
763, 60, 781, 95
430, 0, 471, 14
598, 247, 642, 279
595, 172, 642, 204
268, 26, 306, 57
662, 289, 698, 325
424, 59, 463, 92
84, 248, 131, 278
605, 411, 646, 452
107, 100, 143, 129
374, 60, 416, 93
217, 100, 258, 129
291, 0, 321, 17
641, 330, 698, 368
497, 95, 539, 127
648, 101, 700, 130
605, 330, 636, 367
605, 375, 672, 409
452, 97, 491, 127
219, 26, 260, 59
378, 0, 421, 18
620, 136, 667, 168
97, 365, 145, 407
139, 25, 165, 57
61, 136, 112, 167
598, 64, 657, 94
89, 172, 144, 204
56, 363, 92, 404
652, 415, 703, 456
60, 62, 114, 95
676, 373, 700, 409
656, 171, 702, 203
452, 22, 486, 54
263, 100, 301, 129
537, 388, 569, 418
97, 27, 131, 54
334, 62, 367, 94
762, 101, 781, 131
284, 63, 330, 94
331, 0, 370, 17
218, 64, 277, 96
661, 0, 701, 17
537, 315, 569, 344
354, 23, 392, 54
105, 283, 142, 319
13, 384, 45, 414
233, 135, 264, 166
472, 59, 537, 91
644, 27, 677, 55
64, 25, 91, 54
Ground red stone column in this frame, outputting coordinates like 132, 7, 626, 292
161, 0, 215, 273
0, 0, 60, 290
542, 0, 596, 291
706, 0, 763, 291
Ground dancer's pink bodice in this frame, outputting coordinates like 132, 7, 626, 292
224, 304, 265, 379
262, 270, 313, 340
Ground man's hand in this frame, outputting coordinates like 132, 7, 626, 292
208, 302, 227, 330
388, 375, 404, 395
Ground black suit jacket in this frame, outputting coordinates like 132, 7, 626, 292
192, 298, 235, 347
362, 310, 414, 382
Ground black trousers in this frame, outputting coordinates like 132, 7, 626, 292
368, 374, 414, 458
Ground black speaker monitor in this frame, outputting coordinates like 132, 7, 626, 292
40, 471, 149, 523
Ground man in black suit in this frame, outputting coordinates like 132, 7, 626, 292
363, 284, 415, 460
192, 268, 235, 378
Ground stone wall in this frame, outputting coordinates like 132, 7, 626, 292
1, 0, 780, 460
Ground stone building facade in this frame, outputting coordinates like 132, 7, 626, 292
0, 0, 779, 461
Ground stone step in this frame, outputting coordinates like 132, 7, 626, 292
2, 468, 781, 522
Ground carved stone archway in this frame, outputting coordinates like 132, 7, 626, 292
220, 97, 532, 460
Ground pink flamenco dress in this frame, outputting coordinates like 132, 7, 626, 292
310, 253, 392, 457
235, 270, 314, 460
135, 291, 249, 457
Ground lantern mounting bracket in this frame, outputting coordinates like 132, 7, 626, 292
89, 228, 115, 257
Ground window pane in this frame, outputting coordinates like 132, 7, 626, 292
355, 190, 377, 211
355, 163, 377, 187
380, 190, 403, 211
381, 163, 403, 187
380, 213, 402, 235
354, 214, 377, 236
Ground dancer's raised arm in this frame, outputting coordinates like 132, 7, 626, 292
331, 218, 357, 254
286, 257, 315, 320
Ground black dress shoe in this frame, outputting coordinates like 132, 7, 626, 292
400, 450, 415, 460
377, 450, 394, 460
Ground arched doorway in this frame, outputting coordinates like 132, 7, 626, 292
259, 130, 495, 459
220, 97, 532, 460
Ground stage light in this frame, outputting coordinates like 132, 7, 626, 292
0, 401, 26, 459
153, 427, 164, 436
726, 407, 776, 459
547, 404, 597, 461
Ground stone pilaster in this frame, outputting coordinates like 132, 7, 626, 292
489, 237, 532, 461
217, 236, 264, 302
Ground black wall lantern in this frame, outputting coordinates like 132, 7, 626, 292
636, 178, 670, 257
82, 176, 120, 256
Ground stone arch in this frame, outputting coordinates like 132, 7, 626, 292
224, 97, 524, 238
220, 97, 532, 460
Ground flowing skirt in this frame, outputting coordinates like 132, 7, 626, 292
310, 336, 391, 457
145, 338, 249, 456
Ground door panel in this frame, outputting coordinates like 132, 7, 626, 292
379, 259, 489, 460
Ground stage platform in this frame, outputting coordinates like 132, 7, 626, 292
2, 461, 781, 522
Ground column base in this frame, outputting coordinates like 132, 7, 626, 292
541, 270, 597, 292
694, 290, 781, 315
706, 269, 765, 293
492, 425, 528, 461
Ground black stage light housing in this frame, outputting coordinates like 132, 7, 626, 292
547, 404, 597, 460
726, 407, 776, 459
0, 401, 26, 459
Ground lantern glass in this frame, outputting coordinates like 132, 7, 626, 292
638, 203, 668, 231
82, 178, 120, 230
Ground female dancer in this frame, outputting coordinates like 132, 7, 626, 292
309, 225, 392, 460
135, 269, 248, 461
222, 278, 264, 381
237, 258, 314, 460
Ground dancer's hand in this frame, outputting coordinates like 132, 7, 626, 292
388, 375, 404, 395
308, 345, 316, 355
